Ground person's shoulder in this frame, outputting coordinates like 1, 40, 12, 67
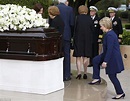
78, 14, 91, 20
114, 16, 121, 21
67, 6, 73, 9
108, 30, 114, 34
107, 30, 117, 37
52, 15, 64, 25
86, 15, 93, 20
54, 15, 61, 20
80, 14, 91, 19
76, 15, 83, 20
56, 15, 62, 20
78, 14, 87, 17
66, 6, 73, 12
57, 3, 66, 8
83, 14, 90, 17
95, 15, 100, 20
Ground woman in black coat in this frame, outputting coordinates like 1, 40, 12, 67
48, 6, 65, 59
73, 5, 94, 79
48, 6, 64, 35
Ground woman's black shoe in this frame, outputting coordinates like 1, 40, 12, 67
88, 79, 101, 85
76, 74, 82, 79
88, 64, 93, 67
112, 93, 125, 99
83, 74, 87, 79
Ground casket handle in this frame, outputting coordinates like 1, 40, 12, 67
27, 43, 30, 53
6, 42, 9, 52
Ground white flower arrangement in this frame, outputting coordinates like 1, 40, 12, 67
0, 4, 49, 32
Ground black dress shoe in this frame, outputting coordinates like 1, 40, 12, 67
112, 93, 125, 99
63, 77, 71, 81
83, 74, 87, 79
88, 64, 93, 67
88, 79, 101, 85
76, 74, 82, 79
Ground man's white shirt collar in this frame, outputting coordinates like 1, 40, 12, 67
91, 15, 96, 20
111, 16, 115, 21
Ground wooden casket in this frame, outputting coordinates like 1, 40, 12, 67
0, 27, 62, 61
0, 27, 64, 94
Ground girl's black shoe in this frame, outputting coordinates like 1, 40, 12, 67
83, 74, 87, 79
112, 93, 125, 99
76, 74, 82, 80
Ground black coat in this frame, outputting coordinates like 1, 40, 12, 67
112, 16, 123, 38
49, 15, 64, 35
73, 14, 94, 57
89, 15, 103, 60
92, 15, 102, 42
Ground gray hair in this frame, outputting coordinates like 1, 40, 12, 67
58, 0, 67, 3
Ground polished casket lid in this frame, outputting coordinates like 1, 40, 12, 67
0, 27, 63, 61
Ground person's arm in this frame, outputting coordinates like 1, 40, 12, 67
118, 18, 123, 35
69, 7, 75, 38
117, 18, 123, 43
104, 34, 115, 63
101, 34, 115, 68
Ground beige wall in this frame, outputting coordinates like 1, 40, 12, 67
120, 45, 130, 68
71, 44, 130, 68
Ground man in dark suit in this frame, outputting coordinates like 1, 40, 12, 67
108, 7, 123, 42
57, 0, 74, 81
88, 6, 102, 67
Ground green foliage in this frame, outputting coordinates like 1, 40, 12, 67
122, 30, 130, 45
128, 11, 130, 22
0, 0, 53, 18
120, 11, 129, 19
96, 0, 127, 19
96, 0, 122, 10
125, 24, 130, 29
97, 10, 105, 18
116, 11, 122, 17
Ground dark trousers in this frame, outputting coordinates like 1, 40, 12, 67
92, 55, 124, 95
108, 74, 124, 94
92, 55, 103, 79
63, 40, 71, 79
90, 42, 99, 65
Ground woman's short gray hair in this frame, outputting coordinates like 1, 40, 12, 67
99, 17, 112, 29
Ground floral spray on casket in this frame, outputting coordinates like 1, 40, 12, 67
0, 4, 49, 32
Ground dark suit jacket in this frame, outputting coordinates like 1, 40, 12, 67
112, 16, 123, 38
100, 30, 124, 74
57, 3, 74, 41
92, 15, 102, 43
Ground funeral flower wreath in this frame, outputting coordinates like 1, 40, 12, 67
0, 4, 48, 32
